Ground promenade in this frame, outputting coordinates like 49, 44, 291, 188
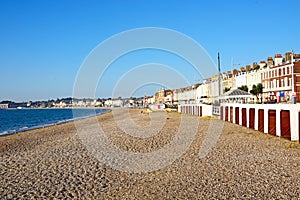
0, 109, 299, 199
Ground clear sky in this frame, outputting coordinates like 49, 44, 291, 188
1, 0, 300, 102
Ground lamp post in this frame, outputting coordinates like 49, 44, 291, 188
291, 51, 296, 104
218, 52, 221, 105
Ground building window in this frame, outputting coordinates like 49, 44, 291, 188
279, 79, 281, 87
283, 68, 285, 76
279, 69, 281, 76
287, 67, 289, 75
275, 70, 277, 77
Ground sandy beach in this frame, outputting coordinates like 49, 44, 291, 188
0, 109, 299, 199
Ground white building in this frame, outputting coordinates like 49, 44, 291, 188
104, 99, 112, 107
233, 72, 247, 89
175, 84, 199, 105
175, 88, 188, 105
111, 98, 123, 107
246, 69, 263, 91
164, 93, 173, 105
210, 76, 222, 104
0, 104, 8, 109
196, 83, 210, 104
147, 95, 155, 105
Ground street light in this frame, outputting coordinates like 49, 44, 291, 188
291, 50, 296, 104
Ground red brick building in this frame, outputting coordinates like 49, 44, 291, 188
262, 53, 300, 102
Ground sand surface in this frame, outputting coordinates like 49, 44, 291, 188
0, 109, 299, 199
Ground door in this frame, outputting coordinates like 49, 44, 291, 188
242, 108, 247, 127
235, 107, 239, 124
199, 106, 202, 117
258, 109, 264, 132
280, 110, 291, 139
268, 110, 276, 135
225, 107, 228, 121
230, 107, 233, 123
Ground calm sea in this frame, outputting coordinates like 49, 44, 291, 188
0, 108, 109, 136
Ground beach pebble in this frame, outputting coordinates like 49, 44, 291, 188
0, 109, 299, 199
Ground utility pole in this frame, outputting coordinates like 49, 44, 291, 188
291, 51, 295, 104
218, 52, 221, 105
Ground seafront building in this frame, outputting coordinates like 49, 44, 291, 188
174, 84, 200, 105
233, 69, 247, 90
222, 71, 233, 91
153, 52, 300, 106
245, 63, 265, 92
261, 53, 300, 102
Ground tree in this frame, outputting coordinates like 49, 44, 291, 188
224, 87, 231, 93
238, 85, 248, 92
250, 83, 263, 103
257, 83, 263, 94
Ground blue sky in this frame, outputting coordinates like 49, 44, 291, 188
1, 0, 300, 101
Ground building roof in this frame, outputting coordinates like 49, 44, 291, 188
220, 88, 252, 99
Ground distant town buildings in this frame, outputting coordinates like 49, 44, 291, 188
0, 104, 9, 109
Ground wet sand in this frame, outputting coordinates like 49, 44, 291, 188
0, 109, 299, 199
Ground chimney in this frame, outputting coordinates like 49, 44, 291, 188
259, 61, 266, 69
294, 54, 300, 59
285, 52, 292, 62
252, 62, 259, 70
274, 54, 283, 66
246, 65, 251, 72
232, 69, 238, 76
267, 57, 273, 66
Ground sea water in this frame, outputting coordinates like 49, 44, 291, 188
0, 108, 109, 136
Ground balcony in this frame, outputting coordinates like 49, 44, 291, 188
263, 86, 292, 92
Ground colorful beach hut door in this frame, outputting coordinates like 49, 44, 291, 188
235, 107, 239, 124
268, 110, 276, 135
242, 108, 247, 127
258, 109, 264, 132
280, 110, 291, 139
230, 107, 233, 123
225, 107, 228, 121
